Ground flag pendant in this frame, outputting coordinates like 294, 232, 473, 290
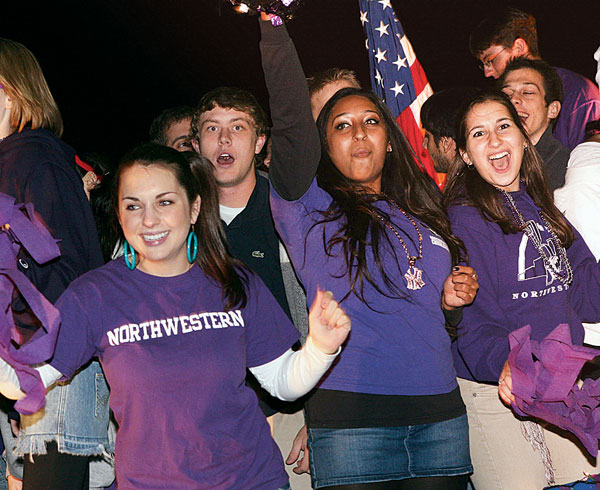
405, 266, 425, 290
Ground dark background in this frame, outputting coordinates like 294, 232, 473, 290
1, 0, 598, 165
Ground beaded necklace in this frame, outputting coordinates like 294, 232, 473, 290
499, 189, 572, 286
376, 198, 425, 290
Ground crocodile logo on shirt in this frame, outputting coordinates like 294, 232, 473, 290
251, 251, 265, 258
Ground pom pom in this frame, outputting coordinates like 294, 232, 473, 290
227, 0, 303, 22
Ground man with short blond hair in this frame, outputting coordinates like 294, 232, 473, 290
191, 86, 311, 490
307, 67, 361, 120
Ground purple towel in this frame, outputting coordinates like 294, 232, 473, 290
509, 324, 600, 457
0, 193, 61, 414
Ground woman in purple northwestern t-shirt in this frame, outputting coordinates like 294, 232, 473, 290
0, 144, 352, 489
445, 89, 600, 488
260, 17, 478, 490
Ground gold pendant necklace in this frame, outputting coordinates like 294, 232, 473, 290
377, 198, 425, 290
500, 189, 572, 286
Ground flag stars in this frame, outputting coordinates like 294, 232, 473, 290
360, 10, 369, 26
392, 55, 407, 70
375, 20, 389, 37
375, 48, 387, 63
375, 70, 384, 87
378, 0, 392, 10
390, 81, 405, 97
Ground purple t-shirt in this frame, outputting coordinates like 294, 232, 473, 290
449, 188, 600, 383
270, 180, 458, 397
50, 258, 299, 490
554, 67, 600, 150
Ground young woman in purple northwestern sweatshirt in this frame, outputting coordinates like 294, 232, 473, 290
445, 89, 600, 489
0, 144, 352, 490
260, 16, 478, 490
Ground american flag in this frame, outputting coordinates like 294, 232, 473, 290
359, 0, 438, 185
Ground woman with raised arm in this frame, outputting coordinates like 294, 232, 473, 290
444, 89, 600, 489
0, 144, 350, 490
260, 15, 477, 490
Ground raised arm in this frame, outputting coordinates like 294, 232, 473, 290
259, 17, 321, 200
250, 289, 350, 401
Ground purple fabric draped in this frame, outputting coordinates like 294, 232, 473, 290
509, 324, 600, 457
0, 193, 61, 414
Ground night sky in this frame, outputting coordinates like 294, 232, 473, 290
1, 0, 598, 166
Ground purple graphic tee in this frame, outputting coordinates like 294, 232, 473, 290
51, 258, 299, 490
271, 180, 459, 397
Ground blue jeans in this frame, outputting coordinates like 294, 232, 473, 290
308, 414, 472, 488
17, 360, 111, 457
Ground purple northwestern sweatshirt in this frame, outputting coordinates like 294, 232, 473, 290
449, 187, 600, 383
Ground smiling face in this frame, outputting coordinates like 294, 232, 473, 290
500, 67, 559, 144
460, 100, 526, 192
325, 95, 388, 193
118, 163, 200, 277
195, 105, 265, 190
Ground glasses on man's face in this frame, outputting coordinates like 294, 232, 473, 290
478, 48, 507, 71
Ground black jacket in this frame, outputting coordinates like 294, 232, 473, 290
536, 126, 571, 191
222, 172, 291, 318
0, 128, 103, 305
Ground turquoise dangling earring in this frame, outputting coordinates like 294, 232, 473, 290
123, 240, 136, 270
187, 227, 198, 263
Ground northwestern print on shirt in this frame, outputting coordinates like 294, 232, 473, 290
106, 310, 244, 346
50, 259, 299, 489
448, 190, 599, 383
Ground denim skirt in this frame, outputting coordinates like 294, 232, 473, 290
307, 414, 472, 488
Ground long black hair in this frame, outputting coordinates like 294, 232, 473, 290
315, 87, 465, 305
113, 143, 248, 309
444, 89, 573, 248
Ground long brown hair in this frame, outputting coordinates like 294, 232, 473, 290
113, 144, 248, 309
315, 87, 466, 306
0, 38, 63, 136
444, 89, 573, 247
